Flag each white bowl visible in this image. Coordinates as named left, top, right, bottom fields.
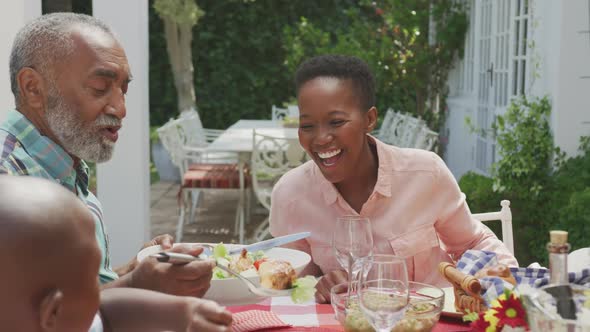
left=137, top=243, right=311, bottom=305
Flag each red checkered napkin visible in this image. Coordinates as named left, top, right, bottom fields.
left=232, top=310, right=292, bottom=332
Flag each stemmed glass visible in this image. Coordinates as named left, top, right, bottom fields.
left=358, top=254, right=409, bottom=332
left=332, top=216, right=374, bottom=296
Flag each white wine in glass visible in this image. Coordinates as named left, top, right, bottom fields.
left=358, top=254, right=409, bottom=332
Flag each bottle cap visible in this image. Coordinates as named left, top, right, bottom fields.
left=550, top=230, right=568, bottom=244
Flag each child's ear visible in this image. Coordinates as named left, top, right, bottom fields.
left=366, top=106, right=378, bottom=133
left=39, top=289, right=63, bottom=332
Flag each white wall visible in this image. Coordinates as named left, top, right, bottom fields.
left=444, top=98, right=476, bottom=179
left=0, top=1, right=41, bottom=121
left=94, top=0, right=151, bottom=267
left=550, top=0, right=590, bottom=156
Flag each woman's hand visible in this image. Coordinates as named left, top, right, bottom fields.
left=314, top=270, right=348, bottom=304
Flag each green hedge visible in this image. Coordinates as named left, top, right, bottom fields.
left=149, top=0, right=356, bottom=128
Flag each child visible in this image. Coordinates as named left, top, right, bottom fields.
left=0, top=175, right=232, bottom=331
left=269, top=54, right=518, bottom=303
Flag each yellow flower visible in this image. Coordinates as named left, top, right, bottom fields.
left=484, top=308, right=499, bottom=332
left=490, top=293, right=507, bottom=308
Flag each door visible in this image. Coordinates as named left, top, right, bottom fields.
left=474, top=0, right=514, bottom=174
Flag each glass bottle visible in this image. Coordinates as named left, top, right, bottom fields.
left=547, top=230, right=570, bottom=285
left=546, top=230, right=577, bottom=320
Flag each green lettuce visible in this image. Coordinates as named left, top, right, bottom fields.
left=290, top=275, right=318, bottom=303
left=213, top=242, right=228, bottom=260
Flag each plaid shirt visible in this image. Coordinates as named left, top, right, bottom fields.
left=0, top=110, right=118, bottom=284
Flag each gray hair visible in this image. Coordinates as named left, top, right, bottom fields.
left=9, top=13, right=113, bottom=106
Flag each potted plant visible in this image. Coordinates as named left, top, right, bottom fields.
left=150, top=126, right=180, bottom=182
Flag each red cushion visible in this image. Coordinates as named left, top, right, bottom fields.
left=182, top=163, right=250, bottom=189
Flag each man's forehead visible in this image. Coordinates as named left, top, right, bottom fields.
left=69, top=24, right=119, bottom=49
left=67, top=26, right=132, bottom=80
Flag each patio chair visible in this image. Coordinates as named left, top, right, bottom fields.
left=157, top=117, right=245, bottom=242
left=271, top=104, right=299, bottom=121
left=377, top=111, right=439, bottom=151
left=413, top=126, right=439, bottom=151
left=374, top=108, right=396, bottom=139
left=472, top=200, right=514, bottom=255
left=379, top=111, right=413, bottom=146
left=250, top=130, right=308, bottom=243
left=175, top=111, right=236, bottom=163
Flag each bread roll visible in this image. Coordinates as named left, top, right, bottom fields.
left=258, top=260, right=297, bottom=290
left=474, top=264, right=517, bottom=285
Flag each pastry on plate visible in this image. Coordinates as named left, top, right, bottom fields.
left=258, top=259, right=297, bottom=290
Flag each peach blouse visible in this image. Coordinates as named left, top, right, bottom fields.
left=269, top=136, right=518, bottom=287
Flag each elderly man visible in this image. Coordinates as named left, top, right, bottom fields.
left=0, top=13, right=213, bottom=297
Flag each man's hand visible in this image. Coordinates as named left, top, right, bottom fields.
left=129, top=245, right=215, bottom=297
left=143, top=234, right=174, bottom=250
left=183, top=298, right=232, bottom=332
left=315, top=270, right=348, bottom=304
left=115, top=234, right=176, bottom=277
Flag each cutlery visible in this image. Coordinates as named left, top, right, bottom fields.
left=227, top=231, right=311, bottom=256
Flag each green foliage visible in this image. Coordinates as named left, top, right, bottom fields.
left=282, top=0, right=468, bottom=131
left=491, top=96, right=559, bottom=196
left=149, top=0, right=355, bottom=128
left=553, top=136, right=590, bottom=252
left=458, top=172, right=503, bottom=241
left=459, top=172, right=502, bottom=214
left=460, top=96, right=590, bottom=266
left=489, top=96, right=560, bottom=264
left=150, top=126, right=161, bottom=144
left=153, top=0, right=205, bottom=26
left=148, top=0, right=467, bottom=131
left=557, top=188, right=590, bottom=252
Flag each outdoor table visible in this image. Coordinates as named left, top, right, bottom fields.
left=226, top=295, right=471, bottom=331
left=206, top=120, right=298, bottom=243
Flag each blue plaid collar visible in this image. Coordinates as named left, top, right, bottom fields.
left=1, top=110, right=89, bottom=195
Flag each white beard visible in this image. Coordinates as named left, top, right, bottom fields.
left=45, top=90, right=121, bottom=163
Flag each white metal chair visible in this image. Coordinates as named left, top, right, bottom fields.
left=374, top=108, right=396, bottom=139
left=472, top=200, right=514, bottom=255
left=378, top=110, right=439, bottom=151
left=175, top=111, right=236, bottom=164
left=250, top=130, right=308, bottom=242
left=271, top=104, right=299, bottom=121
left=157, top=116, right=244, bottom=242
left=413, top=126, right=440, bottom=151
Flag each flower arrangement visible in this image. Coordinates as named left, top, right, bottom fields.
left=463, top=289, right=530, bottom=332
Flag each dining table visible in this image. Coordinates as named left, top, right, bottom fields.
left=205, top=119, right=299, bottom=243
left=226, top=295, right=471, bottom=332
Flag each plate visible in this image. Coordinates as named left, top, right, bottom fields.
left=137, top=243, right=311, bottom=305
left=441, top=287, right=463, bottom=318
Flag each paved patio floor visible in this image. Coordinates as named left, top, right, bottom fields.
left=150, top=181, right=267, bottom=244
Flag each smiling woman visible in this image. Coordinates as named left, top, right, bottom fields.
left=269, top=54, right=518, bottom=305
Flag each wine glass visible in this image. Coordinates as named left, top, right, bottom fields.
left=358, top=254, right=409, bottom=332
left=332, top=216, right=374, bottom=295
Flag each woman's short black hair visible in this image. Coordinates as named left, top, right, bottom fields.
left=294, top=54, right=376, bottom=111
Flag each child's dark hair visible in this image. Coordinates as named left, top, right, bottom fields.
left=294, top=54, right=376, bottom=111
